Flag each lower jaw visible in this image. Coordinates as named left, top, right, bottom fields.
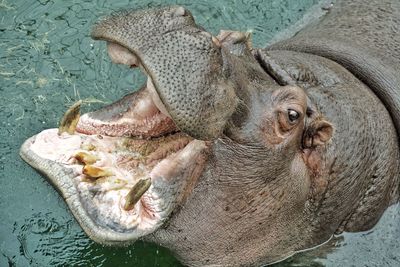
left=20, top=127, right=208, bottom=244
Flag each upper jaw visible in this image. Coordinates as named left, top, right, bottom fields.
left=91, top=6, right=239, bottom=140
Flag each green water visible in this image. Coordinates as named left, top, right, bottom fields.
left=0, top=0, right=399, bottom=266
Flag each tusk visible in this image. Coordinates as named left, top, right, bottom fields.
left=123, top=178, right=152, bottom=211
left=74, top=151, right=98, bottom=165
left=82, top=165, right=113, bottom=178
left=58, top=100, right=82, bottom=135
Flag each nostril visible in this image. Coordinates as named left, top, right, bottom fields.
left=173, top=6, right=187, bottom=17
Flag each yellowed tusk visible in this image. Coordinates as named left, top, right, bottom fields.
left=82, top=165, right=113, bottom=178
left=58, top=100, right=82, bottom=135
left=123, top=178, right=152, bottom=211
left=74, top=151, right=98, bottom=165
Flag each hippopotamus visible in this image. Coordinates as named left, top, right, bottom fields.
left=20, top=0, right=400, bottom=266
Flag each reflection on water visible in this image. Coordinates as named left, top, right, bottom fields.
left=8, top=212, right=180, bottom=266
left=0, top=0, right=399, bottom=266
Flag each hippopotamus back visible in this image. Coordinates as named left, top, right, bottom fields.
left=269, top=0, right=400, bottom=136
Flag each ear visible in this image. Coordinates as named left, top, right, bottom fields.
left=302, top=117, right=333, bottom=149
left=301, top=117, right=333, bottom=201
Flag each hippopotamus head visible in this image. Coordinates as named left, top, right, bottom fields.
left=20, top=6, right=337, bottom=266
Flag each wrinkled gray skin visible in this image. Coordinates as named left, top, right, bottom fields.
left=21, top=0, right=400, bottom=266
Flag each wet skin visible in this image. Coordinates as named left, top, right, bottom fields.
left=20, top=1, right=400, bottom=266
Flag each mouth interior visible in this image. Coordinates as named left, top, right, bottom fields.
left=23, top=42, right=207, bottom=238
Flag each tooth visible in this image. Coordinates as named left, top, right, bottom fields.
left=82, top=165, right=113, bottom=178
left=58, top=100, right=82, bottom=135
left=74, top=152, right=98, bottom=165
left=123, top=178, right=152, bottom=211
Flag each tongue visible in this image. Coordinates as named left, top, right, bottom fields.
left=76, top=86, right=177, bottom=138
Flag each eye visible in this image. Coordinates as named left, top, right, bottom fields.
left=288, top=109, right=300, bottom=123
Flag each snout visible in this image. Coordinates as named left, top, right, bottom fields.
left=91, top=6, right=238, bottom=140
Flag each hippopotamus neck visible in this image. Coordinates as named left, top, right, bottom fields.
left=146, top=138, right=317, bottom=266
left=268, top=0, right=400, bottom=140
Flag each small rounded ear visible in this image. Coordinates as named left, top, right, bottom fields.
left=302, top=117, right=333, bottom=149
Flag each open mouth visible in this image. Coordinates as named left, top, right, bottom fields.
left=20, top=41, right=209, bottom=244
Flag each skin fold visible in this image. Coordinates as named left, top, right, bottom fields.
left=20, top=1, right=399, bottom=266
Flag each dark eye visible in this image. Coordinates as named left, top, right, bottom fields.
left=288, top=109, right=300, bottom=123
